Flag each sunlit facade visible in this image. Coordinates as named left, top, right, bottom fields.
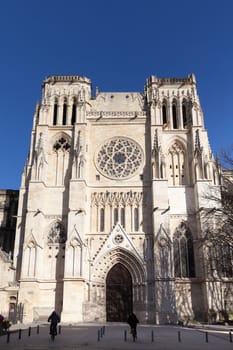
left=1, top=74, right=232, bottom=324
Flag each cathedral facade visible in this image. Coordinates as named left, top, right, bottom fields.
left=1, top=74, right=232, bottom=324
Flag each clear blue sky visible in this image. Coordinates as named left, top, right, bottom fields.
left=0, top=0, right=232, bottom=189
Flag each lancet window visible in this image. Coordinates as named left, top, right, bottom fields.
left=100, top=208, right=105, bottom=232
left=120, top=208, right=125, bottom=228
left=173, top=225, right=195, bottom=278
left=134, top=207, right=139, bottom=231
left=71, top=98, right=77, bottom=125
left=53, top=99, right=58, bottom=125
left=51, top=96, right=78, bottom=126
left=182, top=99, right=187, bottom=128
left=172, top=99, right=178, bottom=129
left=52, top=135, right=71, bottom=185
left=114, top=208, right=119, bottom=225
left=208, top=241, right=233, bottom=278
left=168, top=142, right=186, bottom=186
left=62, top=98, right=67, bottom=125
left=162, top=99, right=168, bottom=125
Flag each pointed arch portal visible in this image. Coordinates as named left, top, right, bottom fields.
left=106, top=263, right=132, bottom=322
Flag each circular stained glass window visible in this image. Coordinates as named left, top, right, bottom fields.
left=95, top=137, right=143, bottom=179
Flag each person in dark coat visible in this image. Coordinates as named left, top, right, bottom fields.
left=127, top=312, right=139, bottom=335
left=0, top=314, right=4, bottom=335
left=48, top=310, right=60, bottom=335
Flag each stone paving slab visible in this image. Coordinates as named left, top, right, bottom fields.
left=0, top=323, right=233, bottom=350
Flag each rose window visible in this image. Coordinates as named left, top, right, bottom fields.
left=114, top=234, right=124, bottom=244
left=95, top=137, right=143, bottom=179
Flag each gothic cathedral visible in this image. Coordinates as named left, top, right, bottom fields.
left=1, top=74, right=231, bottom=324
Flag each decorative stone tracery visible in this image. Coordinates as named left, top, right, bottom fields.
left=51, top=134, right=71, bottom=186
left=53, top=137, right=71, bottom=152
left=173, top=223, right=195, bottom=278
left=95, top=137, right=143, bottom=179
left=167, top=141, right=186, bottom=186
left=48, top=221, right=66, bottom=244
left=91, top=191, right=143, bottom=232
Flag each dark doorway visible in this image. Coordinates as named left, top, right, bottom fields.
left=8, top=302, right=16, bottom=323
left=106, top=263, right=132, bottom=322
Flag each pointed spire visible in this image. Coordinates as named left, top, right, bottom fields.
left=153, top=129, right=159, bottom=154
left=195, top=129, right=202, bottom=154
left=75, top=130, right=82, bottom=156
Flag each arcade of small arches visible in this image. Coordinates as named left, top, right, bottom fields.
left=91, top=191, right=142, bottom=233
left=49, top=91, right=193, bottom=129
left=53, top=97, right=78, bottom=126
left=161, top=97, right=192, bottom=130
left=97, top=207, right=140, bottom=233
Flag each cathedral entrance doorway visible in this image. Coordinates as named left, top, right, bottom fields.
left=106, top=263, right=132, bottom=322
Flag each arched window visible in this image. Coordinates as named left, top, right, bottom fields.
left=209, top=241, right=233, bottom=278
left=52, top=135, right=71, bottom=186
left=182, top=100, right=187, bottom=128
left=100, top=208, right=105, bottom=232
left=134, top=207, right=139, bottom=231
left=62, top=99, right=67, bottom=125
left=162, top=100, right=167, bottom=125
left=168, top=142, right=186, bottom=186
left=114, top=208, right=118, bottom=225
left=219, top=243, right=233, bottom=277
left=120, top=208, right=125, bottom=228
left=173, top=225, right=195, bottom=278
left=53, top=100, right=58, bottom=125
left=172, top=100, right=178, bottom=129
left=71, top=99, right=77, bottom=125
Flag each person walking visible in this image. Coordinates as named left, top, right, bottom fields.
left=48, top=310, right=60, bottom=339
left=127, top=312, right=139, bottom=340
left=0, top=314, right=4, bottom=335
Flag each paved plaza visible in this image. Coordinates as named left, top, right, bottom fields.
left=0, top=323, right=233, bottom=350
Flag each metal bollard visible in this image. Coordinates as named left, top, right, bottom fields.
left=102, top=325, right=105, bottom=335
left=178, top=330, right=181, bottom=342
left=124, top=329, right=127, bottom=341
left=7, top=332, right=10, bottom=343
left=28, top=326, right=31, bottom=336
left=97, top=329, right=100, bottom=341
left=18, top=329, right=22, bottom=339
left=151, top=330, right=154, bottom=342
left=229, top=331, right=232, bottom=343
left=37, top=325, right=39, bottom=334
left=205, top=331, right=208, bottom=343
left=100, top=327, right=103, bottom=337
left=58, top=325, right=61, bottom=334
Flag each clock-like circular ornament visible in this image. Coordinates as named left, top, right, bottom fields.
left=95, top=137, right=143, bottom=179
